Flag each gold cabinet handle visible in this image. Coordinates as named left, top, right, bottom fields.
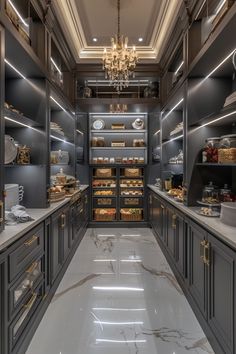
left=161, top=204, right=165, bottom=209
left=24, top=293, right=37, bottom=309
left=0, top=200, right=3, bottom=223
left=172, top=214, right=177, bottom=229
left=61, top=213, right=66, bottom=229
left=26, top=261, right=39, bottom=274
left=200, top=240, right=210, bottom=265
left=149, top=195, right=152, bottom=204
left=204, top=241, right=210, bottom=266
left=79, top=208, right=84, bottom=214
left=24, top=235, right=38, bottom=247
left=200, top=240, right=207, bottom=263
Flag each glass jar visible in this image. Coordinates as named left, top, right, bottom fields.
left=202, top=137, right=220, bottom=163
left=220, top=184, right=233, bottom=202
left=218, top=134, right=236, bottom=163
left=202, top=181, right=220, bottom=204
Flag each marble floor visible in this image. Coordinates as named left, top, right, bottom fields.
left=26, top=228, right=214, bottom=354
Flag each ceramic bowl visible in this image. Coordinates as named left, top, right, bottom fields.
left=220, top=202, right=236, bottom=227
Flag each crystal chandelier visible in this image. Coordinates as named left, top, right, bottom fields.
left=103, top=0, right=138, bottom=92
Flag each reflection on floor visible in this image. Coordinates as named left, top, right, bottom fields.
left=26, top=228, right=214, bottom=354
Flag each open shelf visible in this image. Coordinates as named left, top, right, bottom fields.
left=189, top=103, right=236, bottom=128
left=196, top=163, right=236, bottom=167
left=91, top=130, right=147, bottom=133
left=91, top=147, right=146, bottom=150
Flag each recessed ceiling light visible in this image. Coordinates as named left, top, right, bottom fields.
left=93, top=38, right=98, bottom=42
left=138, top=37, right=143, bottom=42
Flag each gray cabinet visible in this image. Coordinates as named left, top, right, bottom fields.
left=50, top=208, right=64, bottom=283
left=188, top=221, right=208, bottom=319
left=207, top=233, right=236, bottom=354
left=152, top=193, right=166, bottom=242
left=0, top=256, right=7, bottom=354
left=148, top=189, right=236, bottom=354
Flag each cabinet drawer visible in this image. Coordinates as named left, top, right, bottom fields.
left=120, top=197, right=143, bottom=208
left=93, top=197, right=116, bottom=208
left=9, top=223, right=44, bottom=283
left=9, top=282, right=44, bottom=352
left=8, top=256, right=43, bottom=321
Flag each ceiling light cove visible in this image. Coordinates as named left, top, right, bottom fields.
left=52, top=0, right=182, bottom=62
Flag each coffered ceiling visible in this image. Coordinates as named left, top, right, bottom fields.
left=52, top=0, right=183, bottom=63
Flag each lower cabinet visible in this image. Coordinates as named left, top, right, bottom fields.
left=50, top=205, right=70, bottom=284
left=148, top=189, right=236, bottom=354
left=0, top=189, right=89, bottom=354
left=0, top=256, right=7, bottom=354
left=207, top=233, right=236, bottom=354
left=188, top=221, right=208, bottom=319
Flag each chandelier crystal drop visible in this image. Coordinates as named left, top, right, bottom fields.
left=102, top=0, right=138, bottom=92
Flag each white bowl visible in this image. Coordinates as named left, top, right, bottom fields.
left=220, top=202, right=236, bottom=227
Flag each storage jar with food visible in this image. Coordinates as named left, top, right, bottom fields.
left=202, top=137, right=220, bottom=163
left=218, top=134, right=236, bottom=163
left=202, top=181, right=220, bottom=204
left=219, top=184, right=233, bottom=202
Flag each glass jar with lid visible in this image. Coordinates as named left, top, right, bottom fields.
left=202, top=137, right=220, bottom=163
left=202, top=181, right=220, bottom=204
left=218, top=134, right=236, bottom=163
left=219, top=184, right=233, bottom=202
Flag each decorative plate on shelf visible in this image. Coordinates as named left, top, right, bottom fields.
left=5, top=135, right=17, bottom=164
left=92, top=119, right=105, bottom=130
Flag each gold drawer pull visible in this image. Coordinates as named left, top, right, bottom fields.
left=24, top=235, right=38, bottom=247
left=24, top=293, right=37, bottom=309
left=172, top=214, right=177, bottom=229
left=200, top=240, right=206, bottom=262
left=204, top=241, right=210, bottom=266
left=0, top=200, right=3, bottom=223
left=61, top=214, right=66, bottom=229
left=26, top=262, right=39, bottom=274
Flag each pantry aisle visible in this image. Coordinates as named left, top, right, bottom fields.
left=26, top=228, right=214, bottom=354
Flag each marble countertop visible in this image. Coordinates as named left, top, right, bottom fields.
left=0, top=185, right=89, bottom=252
left=148, top=185, right=236, bottom=250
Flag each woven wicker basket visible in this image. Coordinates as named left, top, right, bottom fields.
left=96, top=168, right=112, bottom=177
left=124, top=168, right=141, bottom=177
left=120, top=209, right=143, bottom=221
left=94, top=209, right=116, bottom=221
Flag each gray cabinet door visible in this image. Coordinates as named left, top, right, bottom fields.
left=0, top=256, right=7, bottom=354
left=62, top=206, right=70, bottom=261
left=207, top=233, right=235, bottom=354
left=50, top=209, right=63, bottom=283
left=166, top=206, right=176, bottom=259
left=152, top=194, right=166, bottom=241
left=148, top=192, right=153, bottom=224
left=175, top=213, right=186, bottom=280
left=188, top=221, right=208, bottom=319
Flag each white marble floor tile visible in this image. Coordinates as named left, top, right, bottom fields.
left=26, top=228, right=214, bottom=354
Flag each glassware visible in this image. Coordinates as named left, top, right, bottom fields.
left=202, top=181, right=220, bottom=204
left=220, top=184, right=233, bottom=202
left=202, top=137, right=220, bottom=163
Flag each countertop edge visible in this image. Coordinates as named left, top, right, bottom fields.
left=148, top=185, right=236, bottom=251
left=0, top=185, right=89, bottom=252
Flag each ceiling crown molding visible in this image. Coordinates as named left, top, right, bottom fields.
left=52, top=0, right=182, bottom=63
